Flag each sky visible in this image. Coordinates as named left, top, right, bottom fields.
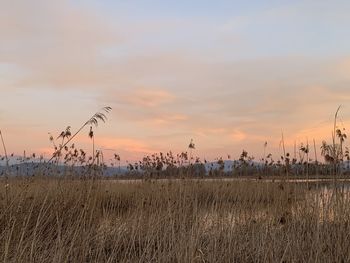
left=1, top=0, right=350, bottom=163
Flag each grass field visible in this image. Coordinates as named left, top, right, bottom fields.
left=1, top=177, right=350, bottom=262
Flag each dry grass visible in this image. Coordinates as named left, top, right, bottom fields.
left=0, top=177, right=350, bottom=262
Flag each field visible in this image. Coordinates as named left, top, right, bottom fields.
left=1, top=177, right=350, bottom=262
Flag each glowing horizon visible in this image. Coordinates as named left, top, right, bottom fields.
left=1, top=1, right=350, bottom=164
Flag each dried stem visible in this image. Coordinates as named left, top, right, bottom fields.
left=48, top=107, right=111, bottom=164
left=332, top=105, right=341, bottom=189
left=0, top=130, right=9, bottom=170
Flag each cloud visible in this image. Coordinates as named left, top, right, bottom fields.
left=2, top=1, right=350, bottom=161
left=229, top=130, right=247, bottom=142
left=97, top=137, right=158, bottom=154
left=94, top=54, right=350, bottom=158
left=101, top=88, right=189, bottom=128
left=0, top=0, right=121, bottom=89
left=116, top=89, right=176, bottom=108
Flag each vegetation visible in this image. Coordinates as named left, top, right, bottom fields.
left=1, top=106, right=350, bottom=261
left=0, top=178, right=349, bottom=262
left=0, top=106, right=349, bottom=180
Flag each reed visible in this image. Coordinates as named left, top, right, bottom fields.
left=0, top=177, right=349, bottom=262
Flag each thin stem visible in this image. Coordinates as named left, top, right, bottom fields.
left=92, top=136, right=95, bottom=165
left=48, top=107, right=111, bottom=164
left=313, top=138, right=318, bottom=190
left=333, top=105, right=341, bottom=190
left=306, top=138, right=309, bottom=189
left=281, top=131, right=288, bottom=179
left=0, top=130, right=9, bottom=169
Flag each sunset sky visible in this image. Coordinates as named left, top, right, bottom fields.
left=1, top=0, right=350, bottom=163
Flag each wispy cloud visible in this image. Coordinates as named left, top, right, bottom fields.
left=112, top=89, right=176, bottom=108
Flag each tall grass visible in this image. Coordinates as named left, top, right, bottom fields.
left=1, top=177, right=350, bottom=262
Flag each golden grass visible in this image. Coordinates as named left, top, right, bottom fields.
left=0, top=177, right=350, bottom=262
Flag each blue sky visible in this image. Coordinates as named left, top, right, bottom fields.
left=90, top=0, right=350, bottom=57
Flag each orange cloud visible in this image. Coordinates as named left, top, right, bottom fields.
left=96, top=137, right=159, bottom=154
left=229, top=130, right=247, bottom=142
left=120, top=89, right=176, bottom=108
left=152, top=114, right=188, bottom=125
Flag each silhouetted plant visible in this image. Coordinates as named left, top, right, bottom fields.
left=336, top=128, right=347, bottom=161
left=114, top=154, right=121, bottom=173
left=89, top=126, right=95, bottom=164
left=345, top=147, right=350, bottom=170
left=48, top=107, right=112, bottom=164
left=332, top=105, right=341, bottom=177
left=188, top=139, right=195, bottom=165
left=0, top=130, right=9, bottom=172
